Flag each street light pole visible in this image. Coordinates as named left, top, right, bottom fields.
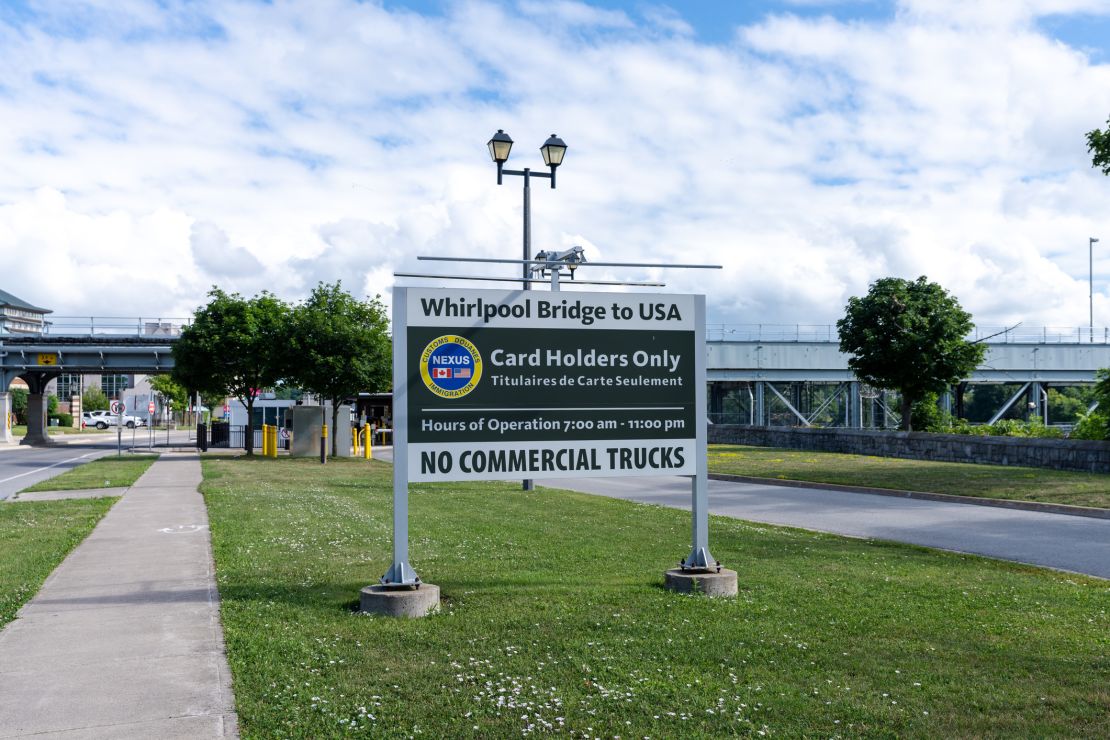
left=487, top=129, right=568, bottom=291
left=523, top=168, right=531, bottom=291
left=488, top=130, right=568, bottom=490
left=1092, top=237, right=1100, bottom=343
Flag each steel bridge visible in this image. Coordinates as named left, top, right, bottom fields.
left=6, top=318, right=1110, bottom=443
left=1, top=319, right=183, bottom=444
left=707, top=324, right=1110, bottom=429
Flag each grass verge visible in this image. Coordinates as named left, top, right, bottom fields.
left=709, top=444, right=1110, bottom=509
left=20, top=455, right=158, bottom=493
left=202, top=457, right=1109, bottom=738
left=9, top=425, right=112, bottom=436
left=0, top=498, right=117, bottom=628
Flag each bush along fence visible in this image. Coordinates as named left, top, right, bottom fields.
left=709, top=425, right=1110, bottom=474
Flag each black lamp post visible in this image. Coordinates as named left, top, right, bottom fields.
left=488, top=130, right=567, bottom=491
left=487, top=130, right=568, bottom=290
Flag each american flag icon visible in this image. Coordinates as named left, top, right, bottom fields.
left=433, top=367, right=452, bottom=379
left=454, top=367, right=471, bottom=379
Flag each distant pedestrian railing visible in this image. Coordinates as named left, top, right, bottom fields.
left=39, top=316, right=191, bottom=337
left=707, top=324, right=1110, bottom=345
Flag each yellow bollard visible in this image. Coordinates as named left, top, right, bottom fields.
left=364, top=423, right=372, bottom=460
left=271, top=426, right=278, bottom=458
left=261, top=424, right=268, bottom=456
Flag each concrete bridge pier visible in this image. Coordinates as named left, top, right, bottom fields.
left=1, top=369, right=17, bottom=444
left=0, top=391, right=13, bottom=444
left=19, top=372, right=56, bottom=446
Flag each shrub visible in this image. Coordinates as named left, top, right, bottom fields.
left=50, top=412, right=73, bottom=428
left=910, top=393, right=953, bottom=432
left=1070, top=410, right=1110, bottom=440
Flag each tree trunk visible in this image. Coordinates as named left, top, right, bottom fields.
left=245, top=397, right=255, bottom=455
left=900, top=393, right=913, bottom=432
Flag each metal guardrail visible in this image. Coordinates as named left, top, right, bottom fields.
left=37, top=317, right=191, bottom=337
left=6, top=317, right=1108, bottom=345
left=707, top=324, right=1110, bottom=344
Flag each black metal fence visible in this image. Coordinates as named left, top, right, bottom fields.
left=196, top=423, right=288, bottom=451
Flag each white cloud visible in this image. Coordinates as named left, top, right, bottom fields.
left=1, top=0, right=1109, bottom=332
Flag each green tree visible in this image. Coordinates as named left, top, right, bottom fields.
left=287, top=282, right=391, bottom=458
left=1073, top=368, right=1110, bottom=440
left=1087, top=117, right=1110, bottom=175
left=11, top=388, right=28, bottom=424
left=81, top=386, right=109, bottom=412
left=837, top=276, right=986, bottom=431
left=150, top=374, right=188, bottom=424
left=172, top=289, right=291, bottom=455
left=149, top=375, right=188, bottom=407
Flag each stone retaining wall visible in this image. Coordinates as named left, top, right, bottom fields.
left=708, top=425, right=1110, bottom=473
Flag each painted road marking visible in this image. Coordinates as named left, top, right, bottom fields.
left=0, top=452, right=101, bottom=485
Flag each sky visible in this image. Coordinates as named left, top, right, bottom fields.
left=2, top=0, right=1110, bottom=332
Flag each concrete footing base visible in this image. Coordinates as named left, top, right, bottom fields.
left=663, top=568, right=738, bottom=597
left=359, top=583, right=440, bottom=618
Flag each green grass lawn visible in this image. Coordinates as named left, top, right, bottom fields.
left=709, top=444, right=1110, bottom=509
left=201, top=457, right=1109, bottom=738
left=9, top=425, right=112, bottom=436
left=0, top=498, right=117, bottom=628
left=20, top=455, right=158, bottom=493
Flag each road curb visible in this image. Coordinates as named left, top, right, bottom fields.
left=708, top=473, right=1110, bottom=520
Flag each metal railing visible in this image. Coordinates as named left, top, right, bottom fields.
left=707, top=324, right=1110, bottom=344
left=39, top=317, right=191, bottom=337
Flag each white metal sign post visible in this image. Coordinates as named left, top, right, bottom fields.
left=111, top=400, right=124, bottom=457
left=381, top=287, right=722, bottom=590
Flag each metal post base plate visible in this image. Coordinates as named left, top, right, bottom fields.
left=380, top=560, right=421, bottom=587
left=681, top=546, right=718, bottom=572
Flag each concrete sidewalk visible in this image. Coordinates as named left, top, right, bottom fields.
left=0, top=453, right=238, bottom=738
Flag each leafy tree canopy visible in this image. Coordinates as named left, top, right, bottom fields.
left=1088, top=117, right=1110, bottom=175
left=11, top=388, right=28, bottom=421
left=288, top=281, right=391, bottom=455
left=81, top=386, right=109, bottom=412
left=837, top=276, right=985, bottom=431
left=172, top=288, right=291, bottom=453
left=149, top=374, right=188, bottom=409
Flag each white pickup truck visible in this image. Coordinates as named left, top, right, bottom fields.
left=82, top=410, right=145, bottom=429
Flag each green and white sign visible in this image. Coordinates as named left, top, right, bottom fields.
left=396, top=287, right=703, bottom=482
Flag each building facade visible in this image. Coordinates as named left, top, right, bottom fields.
left=0, top=289, right=51, bottom=335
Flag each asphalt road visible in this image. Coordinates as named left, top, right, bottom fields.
left=534, top=474, right=1110, bottom=580
left=0, top=430, right=193, bottom=500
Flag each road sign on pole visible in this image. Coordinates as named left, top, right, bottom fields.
left=111, top=400, right=124, bottom=456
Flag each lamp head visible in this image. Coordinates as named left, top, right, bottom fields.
left=540, top=134, right=567, bottom=167
left=487, top=129, right=513, bottom=163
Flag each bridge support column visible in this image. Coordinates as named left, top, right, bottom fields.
left=19, top=372, right=56, bottom=446
left=0, top=391, right=13, bottom=444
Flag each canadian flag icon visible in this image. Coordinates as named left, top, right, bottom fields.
left=432, top=367, right=452, bottom=379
